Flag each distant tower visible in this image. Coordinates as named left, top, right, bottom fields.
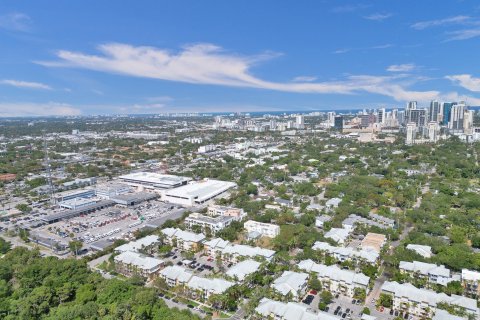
left=42, top=131, right=55, bottom=204
left=427, top=121, right=439, bottom=142
left=406, top=123, right=416, bottom=145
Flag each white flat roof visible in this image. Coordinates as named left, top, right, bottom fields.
left=119, top=172, right=191, bottom=187
left=165, top=179, right=236, bottom=202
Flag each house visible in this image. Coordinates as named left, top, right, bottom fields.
left=324, top=228, right=351, bottom=245
left=381, top=281, right=479, bottom=319
left=226, top=260, right=261, bottom=282
left=368, top=213, right=395, bottom=228
left=186, top=276, right=234, bottom=299
left=114, top=251, right=164, bottom=280
left=406, top=244, right=433, bottom=258
left=312, top=241, right=379, bottom=264
left=159, top=265, right=194, bottom=287
left=461, top=269, right=480, bottom=297
left=271, top=271, right=309, bottom=299
left=244, top=220, right=280, bottom=238
left=184, top=212, right=235, bottom=235
left=255, top=298, right=341, bottom=320
left=399, top=261, right=453, bottom=286
left=115, top=235, right=160, bottom=254
left=298, top=260, right=370, bottom=298
left=274, top=198, right=293, bottom=208
left=325, top=198, right=342, bottom=211
left=160, top=228, right=206, bottom=252
left=315, top=215, right=332, bottom=228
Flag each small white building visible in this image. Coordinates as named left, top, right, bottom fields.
left=406, top=244, right=433, bottom=258
left=226, top=260, right=261, bottom=282
left=315, top=215, right=332, bottom=228
left=184, top=212, right=235, bottom=235
left=271, top=271, right=309, bottom=299
left=324, top=227, right=351, bottom=245
left=244, top=220, right=280, bottom=238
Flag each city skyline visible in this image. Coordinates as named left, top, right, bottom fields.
left=1, top=1, right=480, bottom=116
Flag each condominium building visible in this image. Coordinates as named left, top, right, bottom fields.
left=255, top=298, right=341, bottom=320
left=299, top=259, right=370, bottom=298
left=159, top=265, right=194, bottom=287
left=115, top=235, right=160, bottom=254
left=312, top=241, right=379, bottom=264
left=207, top=205, right=246, bottom=220
left=114, top=251, right=164, bottom=280
left=184, top=212, right=235, bottom=235
left=399, top=261, right=453, bottom=286
left=225, top=260, right=261, bottom=282
left=244, top=220, right=280, bottom=238
left=160, top=228, right=206, bottom=252
left=461, top=269, right=480, bottom=297
left=381, top=281, right=479, bottom=319
left=406, top=244, right=433, bottom=258
left=271, top=271, right=309, bottom=299
left=204, top=237, right=275, bottom=263
left=324, top=227, right=351, bottom=245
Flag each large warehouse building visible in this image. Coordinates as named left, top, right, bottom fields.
left=119, top=172, right=191, bottom=190
left=163, top=179, right=237, bottom=206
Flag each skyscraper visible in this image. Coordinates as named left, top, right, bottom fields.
left=406, top=123, right=416, bottom=145
left=448, top=103, right=465, bottom=131
left=334, top=116, right=343, bottom=131
left=427, top=121, right=440, bottom=142
left=429, top=100, right=441, bottom=122
left=377, top=108, right=386, bottom=124
left=295, top=115, right=305, bottom=129
left=442, top=102, right=456, bottom=126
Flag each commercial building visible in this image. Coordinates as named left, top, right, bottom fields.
left=96, top=182, right=132, bottom=199
left=244, top=220, right=280, bottom=238
left=41, top=200, right=115, bottom=223
left=298, top=260, right=370, bottom=298
left=255, top=298, right=341, bottom=320
left=114, top=251, right=164, bottom=280
left=111, top=191, right=159, bottom=206
left=381, top=281, right=479, bottom=319
left=58, top=197, right=97, bottom=210
left=204, top=238, right=275, bottom=263
left=119, top=172, right=191, bottom=190
left=399, top=261, right=453, bottom=286
left=53, top=188, right=96, bottom=203
left=163, top=179, right=237, bottom=206
left=160, top=228, right=206, bottom=252
left=184, top=212, right=235, bottom=235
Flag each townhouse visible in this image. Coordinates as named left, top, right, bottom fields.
left=298, top=259, right=370, bottom=298
left=324, top=227, right=351, bottom=245
left=160, top=227, right=206, bottom=252
left=381, top=281, right=479, bottom=319
left=115, top=235, right=160, bottom=254
left=159, top=265, right=194, bottom=287
left=225, top=260, right=261, bottom=282
left=114, top=251, right=164, bottom=280
left=406, top=244, right=433, bottom=258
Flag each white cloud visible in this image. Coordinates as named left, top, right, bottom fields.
left=0, top=79, right=52, bottom=90
left=292, top=76, right=317, bottom=82
left=411, top=15, right=471, bottom=30
left=364, top=13, right=392, bottom=21
left=387, top=63, right=416, bottom=72
left=0, top=102, right=81, bottom=117
left=0, top=12, right=32, bottom=32
left=446, top=28, right=480, bottom=41
left=37, top=42, right=461, bottom=103
left=446, top=74, right=480, bottom=92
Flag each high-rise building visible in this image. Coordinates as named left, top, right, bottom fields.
left=429, top=100, right=441, bottom=122
left=377, top=108, right=386, bottom=124
left=327, top=112, right=336, bottom=126
left=407, top=109, right=427, bottom=128
left=406, top=123, right=416, bottom=145
left=334, top=116, right=343, bottom=131
left=464, top=110, right=474, bottom=135
left=427, top=121, right=440, bottom=142
left=442, top=102, right=456, bottom=126
left=448, top=103, right=465, bottom=131
left=407, top=101, right=417, bottom=111
left=295, top=115, right=305, bottom=129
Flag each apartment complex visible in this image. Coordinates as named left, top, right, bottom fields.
left=160, top=228, right=206, bottom=252
left=207, top=205, right=246, bottom=220
left=243, top=220, right=280, bottom=238
left=399, top=261, right=453, bottom=286
left=312, top=241, right=379, bottom=264
left=204, top=237, right=275, bottom=263
left=114, top=251, right=164, bottom=280
left=271, top=271, right=309, bottom=299
left=184, top=212, right=235, bottom=235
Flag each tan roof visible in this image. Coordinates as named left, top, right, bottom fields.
left=361, top=232, right=386, bottom=252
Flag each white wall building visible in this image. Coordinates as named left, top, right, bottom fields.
left=244, top=220, right=280, bottom=238
left=163, top=179, right=237, bottom=206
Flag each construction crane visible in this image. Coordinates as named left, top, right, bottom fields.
left=42, top=130, right=55, bottom=204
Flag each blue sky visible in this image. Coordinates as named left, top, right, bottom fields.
left=1, top=0, right=480, bottom=116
